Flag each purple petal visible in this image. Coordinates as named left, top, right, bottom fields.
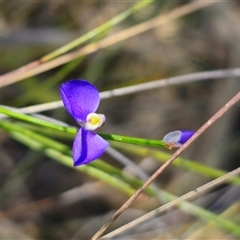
left=72, top=128, right=109, bottom=166
left=163, top=130, right=195, bottom=148
left=60, top=80, right=100, bottom=122
left=178, top=130, right=195, bottom=144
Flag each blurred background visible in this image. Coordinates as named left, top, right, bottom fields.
left=0, top=1, right=240, bottom=239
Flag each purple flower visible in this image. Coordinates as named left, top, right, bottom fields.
left=163, top=130, right=195, bottom=148
left=60, top=80, right=109, bottom=166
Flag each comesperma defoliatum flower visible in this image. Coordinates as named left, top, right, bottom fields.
left=60, top=79, right=109, bottom=166
left=163, top=130, right=195, bottom=148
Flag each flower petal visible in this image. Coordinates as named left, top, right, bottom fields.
left=163, top=130, right=195, bottom=148
left=60, top=80, right=100, bottom=122
left=72, top=128, right=109, bottom=166
left=178, top=130, right=195, bottom=144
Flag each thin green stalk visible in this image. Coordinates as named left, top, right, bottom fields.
left=0, top=106, right=78, bottom=134
left=175, top=194, right=240, bottom=237
left=2, top=120, right=240, bottom=236
left=99, top=133, right=168, bottom=148
left=0, top=122, right=134, bottom=197
left=44, top=148, right=136, bottom=197
left=19, top=57, right=84, bottom=105
left=42, top=0, right=154, bottom=62
left=155, top=191, right=240, bottom=238
left=0, top=106, right=169, bottom=148
left=0, top=119, right=155, bottom=196
left=112, top=142, right=240, bottom=186
left=107, top=190, right=240, bottom=238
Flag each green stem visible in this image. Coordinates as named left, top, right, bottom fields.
left=0, top=106, right=169, bottom=148
left=0, top=119, right=155, bottom=196
left=99, top=133, right=168, bottom=148
left=1, top=120, right=240, bottom=236
left=0, top=120, right=134, bottom=196
left=112, top=142, right=240, bottom=186
left=41, top=0, right=153, bottom=62
left=0, top=106, right=77, bottom=133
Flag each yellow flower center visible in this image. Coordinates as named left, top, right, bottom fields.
left=83, top=113, right=106, bottom=131
left=89, top=115, right=100, bottom=125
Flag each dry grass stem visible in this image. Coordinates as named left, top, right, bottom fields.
left=91, top=91, right=240, bottom=240
left=6, top=68, right=240, bottom=115
left=102, top=167, right=240, bottom=238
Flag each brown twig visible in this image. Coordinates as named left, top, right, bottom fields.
left=0, top=0, right=215, bottom=88
left=102, top=166, right=240, bottom=239
left=91, top=91, right=240, bottom=240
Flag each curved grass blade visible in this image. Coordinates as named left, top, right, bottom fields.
left=0, top=0, right=154, bottom=84
left=42, top=0, right=154, bottom=62
left=2, top=119, right=240, bottom=237
left=112, top=142, right=240, bottom=186
left=0, top=119, right=155, bottom=197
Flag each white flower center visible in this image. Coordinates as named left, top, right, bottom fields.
left=82, top=113, right=106, bottom=131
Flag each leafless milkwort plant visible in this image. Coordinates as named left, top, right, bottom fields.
left=91, top=91, right=240, bottom=240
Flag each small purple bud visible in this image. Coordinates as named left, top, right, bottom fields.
left=163, top=130, right=195, bottom=148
